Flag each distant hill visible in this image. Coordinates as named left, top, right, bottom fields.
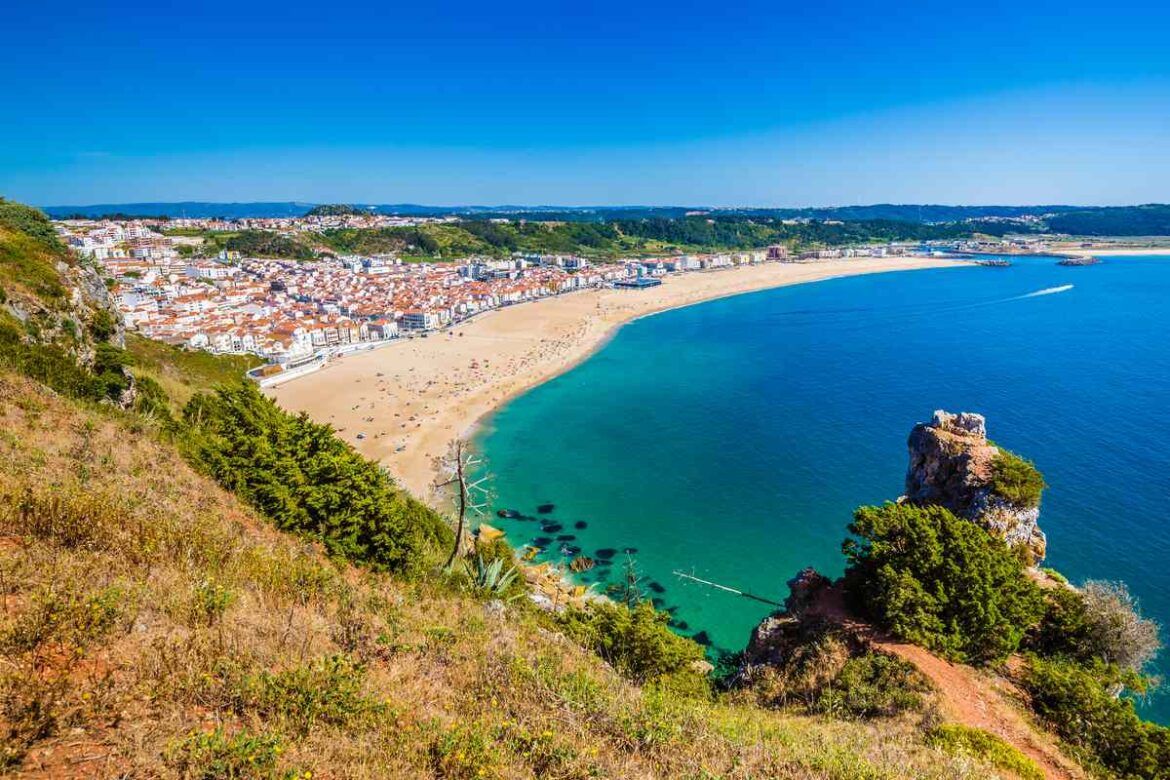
left=43, top=201, right=318, bottom=219
left=1044, top=204, right=1170, bottom=236
left=40, top=201, right=1170, bottom=235
left=304, top=203, right=372, bottom=217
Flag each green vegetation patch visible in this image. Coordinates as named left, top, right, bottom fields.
left=814, top=653, right=931, bottom=718
left=0, top=199, right=63, bottom=249
left=557, top=600, right=708, bottom=685
left=990, top=449, right=1046, bottom=508
left=224, top=229, right=316, bottom=260
left=167, top=727, right=297, bottom=779
left=0, top=225, right=68, bottom=302
left=1022, top=656, right=1170, bottom=779
left=182, top=383, right=451, bottom=574
left=925, top=724, right=1043, bottom=780
left=234, top=655, right=384, bottom=735
left=305, top=203, right=369, bottom=217
left=842, top=502, right=1045, bottom=663
left=125, top=333, right=260, bottom=407
left=1026, top=581, right=1161, bottom=672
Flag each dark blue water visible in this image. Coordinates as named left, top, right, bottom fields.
left=479, top=256, right=1170, bottom=722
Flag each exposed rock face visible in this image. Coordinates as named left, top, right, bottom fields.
left=905, top=410, right=1046, bottom=563
left=735, top=569, right=870, bottom=694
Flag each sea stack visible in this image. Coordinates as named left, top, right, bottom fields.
left=905, top=410, right=1047, bottom=563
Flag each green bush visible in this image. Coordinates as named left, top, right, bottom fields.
left=925, top=724, right=1043, bottom=780
left=814, top=653, right=931, bottom=718
left=557, top=600, right=708, bottom=684
left=235, top=655, right=382, bottom=735
left=842, top=503, right=1045, bottom=663
left=0, top=200, right=62, bottom=248
left=190, top=577, right=236, bottom=626
left=1027, top=581, right=1162, bottom=672
left=0, top=311, right=134, bottom=406
left=182, top=384, right=451, bottom=574
left=1022, top=656, right=1170, bottom=779
left=990, top=449, right=1046, bottom=508
left=167, top=727, right=293, bottom=779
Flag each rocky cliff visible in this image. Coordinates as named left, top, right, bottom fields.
left=905, top=410, right=1046, bottom=563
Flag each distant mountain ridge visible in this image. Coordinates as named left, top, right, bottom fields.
left=39, top=201, right=1170, bottom=235
left=44, top=201, right=1084, bottom=220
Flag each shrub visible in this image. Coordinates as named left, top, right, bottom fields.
left=183, top=384, right=451, bottom=574
left=235, top=655, right=382, bottom=735
left=925, top=724, right=1043, bottom=780
left=1022, top=656, right=1170, bottom=779
left=0, top=315, right=103, bottom=402
left=1, top=583, right=128, bottom=654
left=990, top=449, right=1046, bottom=508
left=814, top=653, right=931, bottom=718
left=1041, top=567, right=1068, bottom=585
left=1027, top=581, right=1162, bottom=672
left=0, top=200, right=63, bottom=248
left=1080, top=581, right=1162, bottom=672
left=429, top=721, right=502, bottom=780
left=167, top=727, right=292, bottom=779
left=0, top=670, right=66, bottom=770
left=842, top=502, right=1045, bottom=663
left=0, top=312, right=133, bottom=405
left=190, top=577, right=237, bottom=626
left=463, top=554, right=521, bottom=601
left=557, top=600, right=708, bottom=684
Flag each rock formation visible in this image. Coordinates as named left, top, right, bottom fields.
left=905, top=410, right=1046, bottom=563
left=736, top=568, right=861, bottom=685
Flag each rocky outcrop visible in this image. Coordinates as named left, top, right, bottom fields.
left=734, top=568, right=874, bottom=700
left=905, top=410, right=1046, bottom=563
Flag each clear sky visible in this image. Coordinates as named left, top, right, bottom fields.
left=3, top=0, right=1169, bottom=206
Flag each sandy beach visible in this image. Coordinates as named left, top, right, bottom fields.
left=1062, top=247, right=1170, bottom=257
left=267, top=257, right=962, bottom=501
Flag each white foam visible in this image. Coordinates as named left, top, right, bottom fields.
left=1021, top=284, right=1074, bottom=298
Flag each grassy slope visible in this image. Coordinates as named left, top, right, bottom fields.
left=124, top=333, right=262, bottom=408
left=0, top=371, right=1002, bottom=780
left=0, top=199, right=1051, bottom=779
left=0, top=226, right=69, bottom=304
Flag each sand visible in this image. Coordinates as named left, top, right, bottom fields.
left=267, top=257, right=962, bottom=502
left=1061, top=247, right=1170, bottom=257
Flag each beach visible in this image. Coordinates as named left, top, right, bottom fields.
left=266, top=256, right=961, bottom=501
left=1060, top=247, right=1170, bottom=257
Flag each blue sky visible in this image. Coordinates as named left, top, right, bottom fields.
left=3, top=0, right=1169, bottom=206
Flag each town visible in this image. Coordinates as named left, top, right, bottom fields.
left=53, top=215, right=1045, bottom=376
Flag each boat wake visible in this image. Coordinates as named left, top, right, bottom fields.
left=1020, top=284, right=1074, bottom=298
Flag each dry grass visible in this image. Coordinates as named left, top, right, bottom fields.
left=0, top=371, right=1005, bottom=779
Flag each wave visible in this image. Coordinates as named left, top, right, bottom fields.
left=1020, top=284, right=1074, bottom=298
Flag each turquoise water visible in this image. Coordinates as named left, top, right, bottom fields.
left=478, top=256, right=1170, bottom=722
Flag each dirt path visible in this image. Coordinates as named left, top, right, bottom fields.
left=811, top=587, right=1082, bottom=780
left=878, top=639, right=1081, bottom=780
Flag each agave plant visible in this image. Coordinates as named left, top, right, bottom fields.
left=464, top=554, right=521, bottom=600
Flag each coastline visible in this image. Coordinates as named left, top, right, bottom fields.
left=266, top=257, right=966, bottom=502
left=1061, top=247, right=1170, bottom=257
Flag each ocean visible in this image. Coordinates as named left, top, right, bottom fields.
left=477, top=254, right=1170, bottom=723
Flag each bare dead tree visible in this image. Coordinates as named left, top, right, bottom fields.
left=434, top=439, right=490, bottom=569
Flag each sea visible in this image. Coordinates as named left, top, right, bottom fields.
left=476, top=254, right=1170, bottom=723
